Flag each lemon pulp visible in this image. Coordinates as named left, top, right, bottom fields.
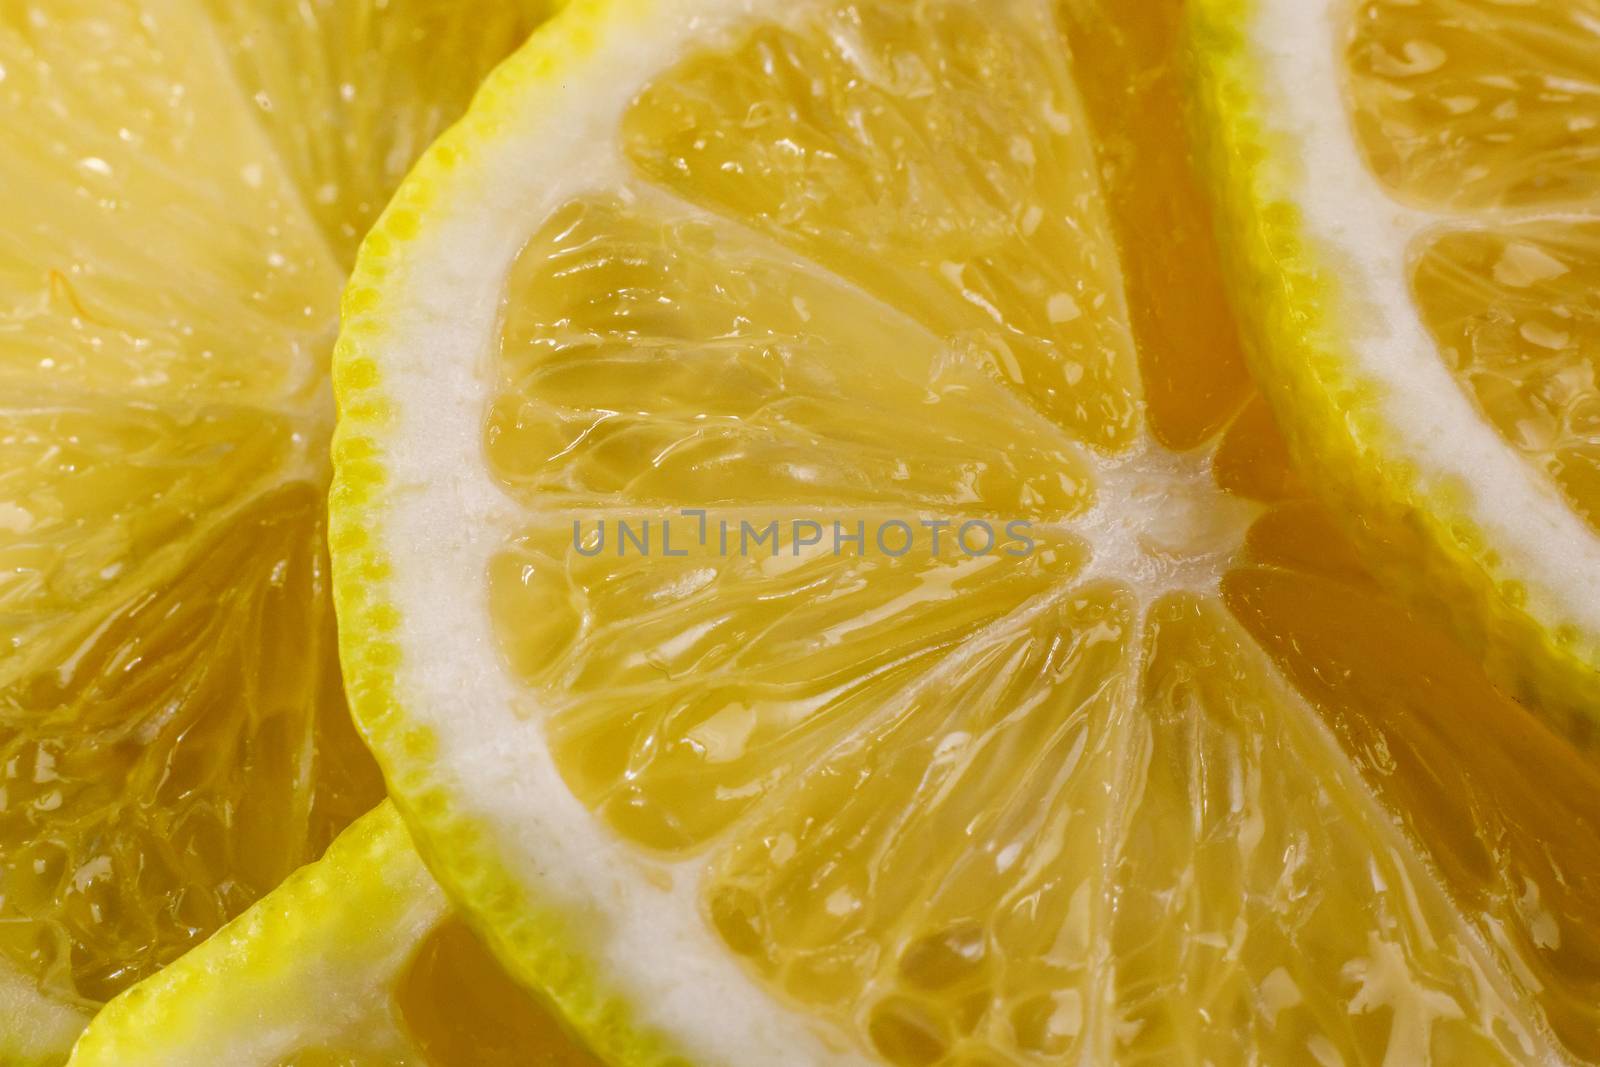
left=433, top=0, right=1600, bottom=1062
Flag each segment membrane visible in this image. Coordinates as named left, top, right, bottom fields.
left=1211, top=396, right=1300, bottom=504
left=1413, top=221, right=1600, bottom=533
left=1347, top=0, right=1600, bottom=211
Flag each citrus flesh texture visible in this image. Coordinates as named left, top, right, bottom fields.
left=67, top=802, right=604, bottom=1067
left=336, top=0, right=1600, bottom=1064
left=0, top=1, right=547, bottom=1059
left=1192, top=0, right=1600, bottom=732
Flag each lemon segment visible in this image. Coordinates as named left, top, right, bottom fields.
left=618, top=2, right=1139, bottom=452
left=1346, top=0, right=1600, bottom=213
left=67, top=803, right=604, bottom=1067
left=0, top=0, right=342, bottom=403
left=0, top=0, right=550, bottom=1056
left=334, top=0, right=1600, bottom=1062
left=492, top=195, right=1095, bottom=516
left=1413, top=222, right=1600, bottom=534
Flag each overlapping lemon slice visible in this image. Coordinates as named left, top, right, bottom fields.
left=1192, top=0, right=1600, bottom=733
left=333, top=0, right=1600, bottom=1063
left=0, top=2, right=546, bottom=1060
left=69, top=803, right=603, bottom=1067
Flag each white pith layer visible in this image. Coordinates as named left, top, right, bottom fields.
left=1244, top=0, right=1600, bottom=638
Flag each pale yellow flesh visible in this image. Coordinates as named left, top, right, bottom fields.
left=0, top=0, right=546, bottom=1058
left=334, top=0, right=1600, bottom=1064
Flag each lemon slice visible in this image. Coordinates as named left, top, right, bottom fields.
left=334, top=0, right=1600, bottom=1062
left=0, top=1, right=546, bottom=1058
left=1191, top=0, right=1600, bottom=733
left=67, top=803, right=603, bottom=1067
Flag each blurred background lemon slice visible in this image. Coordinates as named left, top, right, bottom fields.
left=0, top=2, right=547, bottom=1060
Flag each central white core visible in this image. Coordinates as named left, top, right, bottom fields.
left=1074, top=441, right=1261, bottom=596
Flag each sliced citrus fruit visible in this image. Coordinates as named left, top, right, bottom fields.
left=1191, top=0, right=1600, bottom=734
left=67, top=802, right=603, bottom=1067
left=0, top=1, right=547, bottom=1059
left=333, top=0, right=1600, bottom=1063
